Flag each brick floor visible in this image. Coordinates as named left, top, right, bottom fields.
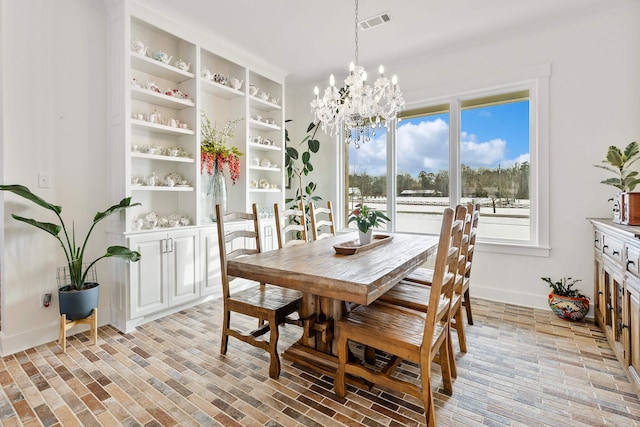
left=0, top=298, right=638, bottom=426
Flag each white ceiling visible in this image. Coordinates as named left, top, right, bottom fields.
left=152, top=0, right=624, bottom=84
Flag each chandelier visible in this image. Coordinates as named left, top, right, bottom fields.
left=310, top=0, right=404, bottom=148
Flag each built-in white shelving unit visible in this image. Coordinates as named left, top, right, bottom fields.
left=106, top=0, right=285, bottom=332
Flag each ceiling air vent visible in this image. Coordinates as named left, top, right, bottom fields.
left=358, top=11, right=392, bottom=31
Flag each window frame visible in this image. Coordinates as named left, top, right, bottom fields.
left=338, top=64, right=550, bottom=257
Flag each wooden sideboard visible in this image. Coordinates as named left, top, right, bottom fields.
left=589, top=219, right=640, bottom=395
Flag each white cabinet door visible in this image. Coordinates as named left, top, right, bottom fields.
left=129, top=232, right=169, bottom=317
left=129, top=229, right=200, bottom=318
left=200, top=227, right=221, bottom=298
left=202, top=221, right=256, bottom=297
left=167, top=229, right=200, bottom=306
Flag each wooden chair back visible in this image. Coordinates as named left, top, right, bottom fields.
left=461, top=202, right=480, bottom=324
left=455, top=205, right=472, bottom=291
left=215, top=203, right=303, bottom=379
left=309, top=201, right=335, bottom=241
left=216, top=203, right=261, bottom=299
left=465, top=202, right=480, bottom=279
left=274, top=202, right=307, bottom=249
left=421, top=206, right=464, bottom=351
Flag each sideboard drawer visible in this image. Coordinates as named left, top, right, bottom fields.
left=628, top=245, right=640, bottom=276
left=595, top=229, right=603, bottom=250
left=603, top=234, right=624, bottom=263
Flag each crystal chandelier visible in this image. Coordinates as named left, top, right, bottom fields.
left=310, top=0, right=404, bottom=148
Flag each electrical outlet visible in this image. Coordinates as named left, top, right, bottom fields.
left=43, top=293, right=52, bottom=308
left=38, top=173, right=50, bottom=188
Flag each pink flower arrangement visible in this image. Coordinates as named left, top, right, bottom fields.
left=200, top=113, right=243, bottom=184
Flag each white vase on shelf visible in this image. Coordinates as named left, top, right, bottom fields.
left=207, top=166, right=227, bottom=221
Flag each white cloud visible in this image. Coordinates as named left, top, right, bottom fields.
left=461, top=137, right=507, bottom=167
left=348, top=118, right=527, bottom=177
left=397, top=119, right=450, bottom=174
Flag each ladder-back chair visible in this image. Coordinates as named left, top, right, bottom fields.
left=379, top=204, right=470, bottom=378
left=309, top=201, right=335, bottom=241
left=216, top=203, right=303, bottom=379
left=274, top=202, right=307, bottom=248
left=334, top=207, right=463, bottom=426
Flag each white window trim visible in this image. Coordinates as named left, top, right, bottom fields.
left=338, top=64, right=551, bottom=257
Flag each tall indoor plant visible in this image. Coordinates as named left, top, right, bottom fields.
left=285, top=121, right=321, bottom=213
left=0, top=184, right=141, bottom=320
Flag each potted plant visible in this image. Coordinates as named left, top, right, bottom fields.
left=541, top=276, right=589, bottom=321
left=0, top=184, right=141, bottom=320
left=594, top=141, right=640, bottom=192
left=594, top=142, right=640, bottom=225
left=200, top=112, right=243, bottom=220
left=348, top=203, right=390, bottom=245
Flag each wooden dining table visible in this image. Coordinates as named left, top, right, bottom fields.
left=226, top=232, right=439, bottom=374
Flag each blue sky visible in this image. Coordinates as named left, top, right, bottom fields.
left=349, top=100, right=530, bottom=176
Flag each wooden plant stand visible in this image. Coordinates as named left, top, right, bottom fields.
left=58, top=308, right=97, bottom=353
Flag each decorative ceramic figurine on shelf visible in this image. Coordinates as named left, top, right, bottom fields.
left=174, top=59, right=191, bottom=72
left=201, top=67, right=212, bottom=80
left=213, top=73, right=227, bottom=85
left=151, top=49, right=172, bottom=64
left=228, top=77, right=243, bottom=90
left=146, top=81, right=161, bottom=93
left=131, top=38, right=147, bottom=55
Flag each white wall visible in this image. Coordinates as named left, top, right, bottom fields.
left=288, top=3, right=640, bottom=310
left=1, top=0, right=109, bottom=355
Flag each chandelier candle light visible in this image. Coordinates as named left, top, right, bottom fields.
left=310, top=0, right=404, bottom=148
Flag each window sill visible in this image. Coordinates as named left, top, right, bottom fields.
left=476, top=241, right=550, bottom=257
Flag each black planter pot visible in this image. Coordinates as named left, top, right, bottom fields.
left=58, top=282, right=99, bottom=320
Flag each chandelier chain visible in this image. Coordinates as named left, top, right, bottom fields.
left=354, top=0, right=359, bottom=65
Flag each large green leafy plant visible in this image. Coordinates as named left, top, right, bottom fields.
left=594, top=141, right=640, bottom=192
left=0, top=185, right=141, bottom=290
left=285, top=121, right=321, bottom=211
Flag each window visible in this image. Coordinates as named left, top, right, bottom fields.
left=341, top=72, right=550, bottom=255
left=395, top=105, right=450, bottom=235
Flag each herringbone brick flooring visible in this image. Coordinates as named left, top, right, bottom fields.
left=0, top=298, right=639, bottom=426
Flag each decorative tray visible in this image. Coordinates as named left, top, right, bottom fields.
left=333, top=234, right=393, bottom=255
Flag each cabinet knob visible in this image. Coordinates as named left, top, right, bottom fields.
left=598, top=291, right=604, bottom=295
left=613, top=250, right=620, bottom=256
left=621, top=323, right=629, bottom=330
left=628, top=259, right=636, bottom=267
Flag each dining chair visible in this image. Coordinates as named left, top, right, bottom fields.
left=399, top=203, right=480, bottom=324
left=309, top=201, right=335, bottom=241
left=462, top=203, right=480, bottom=325
left=274, top=202, right=308, bottom=248
left=334, top=207, right=462, bottom=426
left=378, top=204, right=469, bottom=378
left=216, top=203, right=303, bottom=379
